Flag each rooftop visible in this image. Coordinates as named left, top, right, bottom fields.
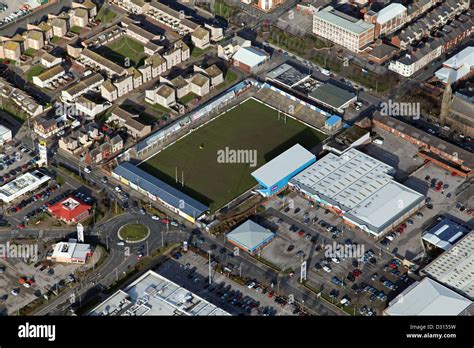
left=290, top=148, right=425, bottom=235
left=232, top=46, right=268, bottom=68
left=422, top=218, right=470, bottom=251
left=251, top=144, right=315, bottom=187
left=266, top=63, right=310, bottom=88
left=315, top=6, right=374, bottom=34
left=376, top=3, right=407, bottom=24
left=385, top=277, right=472, bottom=315
left=51, top=239, right=91, bottom=261
left=227, top=220, right=275, bottom=252
left=113, top=162, right=208, bottom=219
left=422, top=231, right=474, bottom=300
left=309, top=82, right=357, bottom=110
left=90, top=270, right=229, bottom=316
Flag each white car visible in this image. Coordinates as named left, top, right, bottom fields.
left=22, top=282, right=31, bottom=288
left=115, top=186, right=121, bottom=192
left=247, top=282, right=256, bottom=289
left=323, top=266, right=332, bottom=273
left=331, top=257, right=340, bottom=264
left=84, top=166, right=91, bottom=174
left=11, top=289, right=19, bottom=296
left=117, top=241, right=124, bottom=246
left=151, top=215, right=160, bottom=221
left=170, top=221, right=179, bottom=227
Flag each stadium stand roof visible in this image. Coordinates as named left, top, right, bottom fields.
left=385, top=277, right=472, bottom=315
left=227, top=220, right=275, bottom=253
left=251, top=144, right=315, bottom=187
left=309, top=83, right=357, bottom=111
left=113, top=162, right=208, bottom=219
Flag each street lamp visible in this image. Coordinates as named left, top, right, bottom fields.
left=208, top=250, right=212, bottom=285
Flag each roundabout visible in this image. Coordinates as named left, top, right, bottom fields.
left=117, top=223, right=150, bottom=243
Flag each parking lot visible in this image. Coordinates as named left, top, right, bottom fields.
left=0, top=142, right=38, bottom=182
left=259, top=190, right=420, bottom=315
left=156, top=252, right=296, bottom=316
left=0, top=246, right=99, bottom=315
left=362, top=127, right=426, bottom=181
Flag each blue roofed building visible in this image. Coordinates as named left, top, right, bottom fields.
left=251, top=144, right=316, bottom=197
left=325, top=115, right=342, bottom=131
left=422, top=217, right=470, bottom=252
left=112, top=162, right=208, bottom=223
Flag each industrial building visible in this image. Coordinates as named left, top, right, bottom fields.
left=0, top=170, right=50, bottom=204
left=47, top=239, right=92, bottom=264
left=226, top=220, right=275, bottom=254
left=251, top=144, right=316, bottom=197
left=289, top=148, right=425, bottom=237
left=422, top=217, right=470, bottom=251
left=384, top=277, right=472, bottom=315
left=421, top=231, right=474, bottom=300
left=112, top=162, right=208, bottom=223
left=89, top=270, right=229, bottom=316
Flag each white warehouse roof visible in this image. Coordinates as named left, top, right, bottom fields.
left=385, top=277, right=472, bottom=315
left=422, top=231, right=474, bottom=300
left=251, top=144, right=315, bottom=187
left=289, top=148, right=425, bottom=235
left=232, top=46, right=268, bottom=68
left=435, top=46, right=474, bottom=83
left=376, top=3, right=407, bottom=24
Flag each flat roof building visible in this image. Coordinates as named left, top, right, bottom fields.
left=421, top=231, right=474, bottom=300
left=90, top=270, right=229, bottom=316
left=422, top=217, right=470, bottom=251
left=313, top=6, right=374, bottom=52
left=266, top=63, right=311, bottom=88
left=226, top=220, right=275, bottom=254
left=112, top=162, right=208, bottom=223
left=0, top=171, right=50, bottom=204
left=384, top=277, right=472, bottom=315
left=0, top=124, right=12, bottom=145
left=289, top=148, right=425, bottom=237
left=232, top=46, right=269, bottom=73
left=47, top=239, right=92, bottom=264
left=309, top=82, right=357, bottom=113
left=435, top=46, right=474, bottom=84
left=251, top=144, right=316, bottom=196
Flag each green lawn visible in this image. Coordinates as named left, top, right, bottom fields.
left=24, top=48, right=37, bottom=57
left=139, top=98, right=326, bottom=212
left=95, top=36, right=146, bottom=67
left=118, top=224, right=149, bottom=242
left=191, top=46, right=212, bottom=58
left=26, top=66, right=45, bottom=81
left=69, top=26, right=83, bottom=34
left=96, top=6, right=117, bottom=24
left=179, top=92, right=198, bottom=105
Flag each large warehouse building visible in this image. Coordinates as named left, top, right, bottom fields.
left=289, top=148, right=425, bottom=237
left=0, top=170, right=50, bottom=204
left=251, top=144, right=316, bottom=196
left=384, top=277, right=472, bottom=316
left=112, top=162, right=208, bottom=223
left=422, top=217, right=470, bottom=252
left=421, top=231, right=474, bottom=301
left=90, top=270, right=229, bottom=316
left=226, top=220, right=275, bottom=254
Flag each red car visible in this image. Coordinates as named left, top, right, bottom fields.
left=435, top=186, right=442, bottom=191
left=352, top=269, right=362, bottom=277
left=161, top=219, right=170, bottom=224
left=17, top=223, right=25, bottom=230
left=298, top=230, right=305, bottom=236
